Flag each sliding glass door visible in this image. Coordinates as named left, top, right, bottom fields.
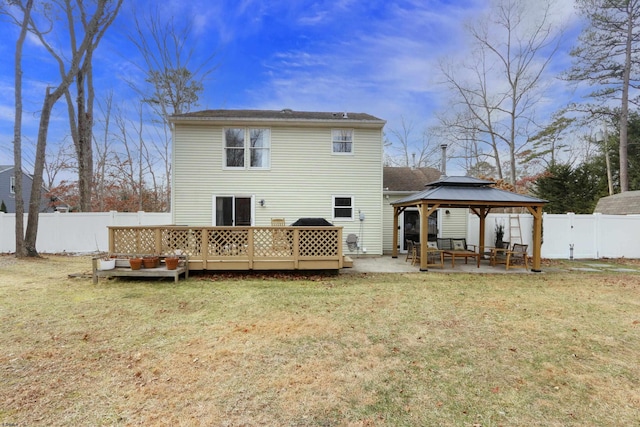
left=214, top=196, right=252, bottom=226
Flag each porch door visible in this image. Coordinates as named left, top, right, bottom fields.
left=402, top=210, right=420, bottom=251
left=214, top=196, right=252, bottom=226
left=401, top=209, right=439, bottom=251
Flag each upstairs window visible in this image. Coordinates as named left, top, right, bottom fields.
left=249, top=128, right=270, bottom=168
left=224, top=128, right=245, bottom=168
left=333, top=196, right=354, bottom=220
left=225, top=128, right=270, bottom=169
left=332, top=129, right=353, bottom=154
left=10, top=176, right=15, bottom=194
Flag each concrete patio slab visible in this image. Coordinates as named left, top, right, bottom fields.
left=341, top=255, right=533, bottom=274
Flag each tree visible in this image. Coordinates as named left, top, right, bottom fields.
left=385, top=117, right=441, bottom=168
left=524, top=113, right=575, bottom=168
left=532, top=163, right=608, bottom=214
left=439, top=0, right=563, bottom=188
left=7, top=0, right=122, bottom=256
left=56, top=0, right=122, bottom=212
left=566, top=0, right=640, bottom=192
left=5, top=0, right=34, bottom=257
left=126, top=8, right=217, bottom=210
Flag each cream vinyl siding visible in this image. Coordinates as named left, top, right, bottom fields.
left=173, top=123, right=384, bottom=255
left=440, top=208, right=469, bottom=238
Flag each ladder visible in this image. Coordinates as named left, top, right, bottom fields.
left=509, top=215, right=522, bottom=244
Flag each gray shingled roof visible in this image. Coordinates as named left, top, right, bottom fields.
left=594, top=191, right=640, bottom=214
left=171, top=109, right=385, bottom=124
left=383, top=167, right=442, bottom=192
left=393, top=176, right=547, bottom=207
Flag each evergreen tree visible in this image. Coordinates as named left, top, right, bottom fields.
left=533, top=163, right=608, bottom=214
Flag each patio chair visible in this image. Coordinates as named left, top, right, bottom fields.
left=409, top=241, right=444, bottom=268
left=489, top=241, right=510, bottom=266
left=505, top=243, right=529, bottom=270
left=424, top=241, right=444, bottom=268
left=405, top=239, right=415, bottom=262
left=271, top=218, right=286, bottom=226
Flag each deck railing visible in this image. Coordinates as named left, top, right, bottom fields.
left=107, top=225, right=344, bottom=270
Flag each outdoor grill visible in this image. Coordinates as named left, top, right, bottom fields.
left=290, top=218, right=334, bottom=226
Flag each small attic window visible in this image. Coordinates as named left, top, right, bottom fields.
left=332, top=129, right=353, bottom=154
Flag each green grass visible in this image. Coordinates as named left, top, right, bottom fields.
left=0, top=255, right=639, bottom=426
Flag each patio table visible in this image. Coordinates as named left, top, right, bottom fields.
left=443, top=250, right=481, bottom=268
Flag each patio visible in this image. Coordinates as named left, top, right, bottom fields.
left=342, top=255, right=533, bottom=274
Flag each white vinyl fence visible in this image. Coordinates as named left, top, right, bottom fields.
left=1, top=211, right=640, bottom=259
left=469, top=213, right=640, bottom=259
left=0, top=211, right=172, bottom=254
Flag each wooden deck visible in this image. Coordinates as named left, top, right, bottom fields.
left=107, top=225, right=345, bottom=271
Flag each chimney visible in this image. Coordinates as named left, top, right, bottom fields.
left=411, top=153, right=416, bottom=170
left=440, top=143, right=448, bottom=177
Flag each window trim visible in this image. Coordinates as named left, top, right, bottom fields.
left=331, top=129, right=354, bottom=155
left=223, top=127, right=271, bottom=170
left=332, top=195, right=354, bottom=221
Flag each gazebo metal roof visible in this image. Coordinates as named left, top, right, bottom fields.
left=390, top=176, right=547, bottom=272
left=393, top=176, right=547, bottom=207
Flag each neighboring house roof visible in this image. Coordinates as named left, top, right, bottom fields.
left=383, top=167, right=442, bottom=192
left=0, top=165, right=12, bottom=173
left=170, top=109, right=386, bottom=127
left=393, top=176, right=547, bottom=208
left=593, top=191, right=640, bottom=215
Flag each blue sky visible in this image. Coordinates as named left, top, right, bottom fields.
left=0, top=0, right=583, bottom=177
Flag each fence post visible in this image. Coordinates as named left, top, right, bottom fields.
left=567, top=212, right=575, bottom=259
left=0, top=212, right=6, bottom=252
left=593, top=213, right=601, bottom=259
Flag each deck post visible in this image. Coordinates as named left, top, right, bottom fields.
left=337, top=227, right=343, bottom=268
left=201, top=228, right=208, bottom=270
left=155, top=228, right=162, bottom=254
left=247, top=228, right=254, bottom=269
left=293, top=229, right=300, bottom=269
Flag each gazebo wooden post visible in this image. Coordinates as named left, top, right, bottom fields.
left=419, top=202, right=428, bottom=271
left=478, top=207, right=488, bottom=257
left=528, top=205, right=544, bottom=272
left=392, top=206, right=399, bottom=258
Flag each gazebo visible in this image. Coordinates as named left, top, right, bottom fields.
left=391, top=176, right=547, bottom=272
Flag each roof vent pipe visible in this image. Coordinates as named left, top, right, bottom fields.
left=440, top=143, right=448, bottom=177
left=411, top=153, right=416, bottom=170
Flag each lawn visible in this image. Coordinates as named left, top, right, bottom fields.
left=0, top=255, right=638, bottom=426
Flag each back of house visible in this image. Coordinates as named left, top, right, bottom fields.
left=170, top=109, right=386, bottom=255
